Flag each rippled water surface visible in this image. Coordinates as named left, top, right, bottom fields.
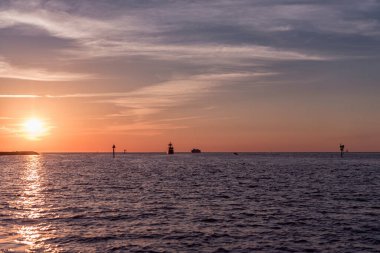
left=0, top=153, right=379, bottom=252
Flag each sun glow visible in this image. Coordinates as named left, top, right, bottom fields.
left=23, top=118, right=47, bottom=140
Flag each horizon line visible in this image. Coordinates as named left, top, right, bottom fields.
left=17, top=151, right=380, bottom=154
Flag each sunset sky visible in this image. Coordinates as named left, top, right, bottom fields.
left=1, top=0, right=380, bottom=152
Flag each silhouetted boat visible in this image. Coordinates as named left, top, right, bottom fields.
left=168, top=142, right=174, bottom=154
left=0, top=151, right=39, bottom=156
left=191, top=148, right=201, bottom=153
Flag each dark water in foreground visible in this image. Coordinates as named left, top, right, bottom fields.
left=0, top=153, right=379, bottom=252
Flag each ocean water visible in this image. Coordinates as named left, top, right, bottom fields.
left=0, top=153, right=379, bottom=253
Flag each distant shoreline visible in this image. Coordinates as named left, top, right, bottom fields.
left=0, top=151, right=39, bottom=156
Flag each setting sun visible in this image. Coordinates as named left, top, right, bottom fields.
left=23, top=118, right=46, bottom=140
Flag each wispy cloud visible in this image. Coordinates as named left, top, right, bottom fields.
left=106, top=122, right=188, bottom=132
left=0, top=9, right=111, bottom=39
left=96, top=71, right=274, bottom=118
left=0, top=1, right=339, bottom=63
left=0, top=68, right=265, bottom=133
left=1, top=70, right=274, bottom=97
left=0, top=94, right=40, bottom=98
left=0, top=60, right=92, bottom=81
left=71, top=42, right=330, bottom=62
left=1, top=0, right=378, bottom=70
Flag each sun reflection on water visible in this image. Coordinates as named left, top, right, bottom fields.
left=17, top=155, right=44, bottom=219
left=13, top=155, right=57, bottom=252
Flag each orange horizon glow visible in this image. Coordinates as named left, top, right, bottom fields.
left=0, top=96, right=379, bottom=152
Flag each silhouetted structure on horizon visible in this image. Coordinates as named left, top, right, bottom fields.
left=340, top=144, right=345, bottom=157
left=112, top=144, right=116, bottom=158
left=191, top=148, right=201, bottom=153
left=168, top=142, right=174, bottom=154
